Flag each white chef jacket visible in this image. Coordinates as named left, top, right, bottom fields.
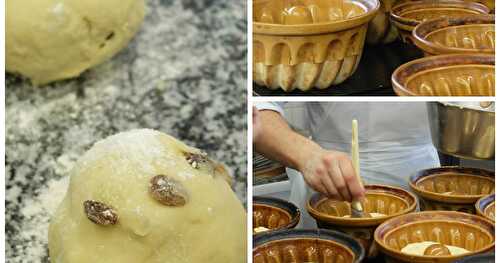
left=255, top=102, right=440, bottom=227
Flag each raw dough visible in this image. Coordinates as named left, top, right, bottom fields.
left=341, top=212, right=386, bottom=218
left=48, top=129, right=246, bottom=263
left=401, top=241, right=470, bottom=256
left=253, top=226, right=270, bottom=233
left=6, top=0, right=144, bottom=85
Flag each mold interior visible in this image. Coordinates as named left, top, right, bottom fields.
left=383, top=220, right=493, bottom=253
left=315, top=192, right=409, bottom=217
left=400, top=8, right=484, bottom=22
left=484, top=202, right=495, bottom=220
left=254, top=238, right=355, bottom=263
left=415, top=173, right=494, bottom=195
left=425, top=24, right=495, bottom=50
left=253, top=204, right=293, bottom=230
left=404, top=64, right=494, bottom=96
left=253, top=0, right=366, bottom=24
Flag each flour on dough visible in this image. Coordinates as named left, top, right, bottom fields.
left=48, top=129, right=246, bottom=263
left=6, top=0, right=144, bottom=85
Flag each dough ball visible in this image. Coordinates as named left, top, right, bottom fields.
left=48, top=129, right=246, bottom=263
left=6, top=0, right=144, bottom=85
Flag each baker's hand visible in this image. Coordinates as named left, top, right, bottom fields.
left=299, top=149, right=365, bottom=202
left=252, top=106, right=262, bottom=142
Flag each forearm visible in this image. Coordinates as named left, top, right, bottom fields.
left=253, top=110, right=321, bottom=171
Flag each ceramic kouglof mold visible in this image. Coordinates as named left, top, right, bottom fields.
left=413, top=15, right=494, bottom=56
left=390, top=0, right=489, bottom=44
left=253, top=0, right=379, bottom=92
left=374, top=211, right=495, bottom=263
left=409, top=167, right=494, bottom=214
left=307, top=185, right=417, bottom=259
left=475, top=193, right=494, bottom=222
left=366, top=0, right=400, bottom=44
left=392, top=53, right=494, bottom=96
left=253, top=229, right=365, bottom=263
left=253, top=196, right=300, bottom=235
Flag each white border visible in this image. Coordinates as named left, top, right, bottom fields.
left=246, top=0, right=253, bottom=262
left=1, top=0, right=6, bottom=260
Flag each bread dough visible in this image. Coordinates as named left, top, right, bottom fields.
left=253, top=227, right=270, bottom=234
left=368, top=212, right=386, bottom=218
left=401, top=241, right=470, bottom=256
left=6, top=0, right=144, bottom=85
left=341, top=212, right=386, bottom=218
left=48, top=129, right=246, bottom=263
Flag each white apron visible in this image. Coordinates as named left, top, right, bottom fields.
left=287, top=102, right=441, bottom=228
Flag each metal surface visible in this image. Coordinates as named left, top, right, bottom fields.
left=427, top=102, right=495, bottom=160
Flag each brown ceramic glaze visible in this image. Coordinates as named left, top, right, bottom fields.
left=483, top=203, right=494, bottom=221
left=474, top=0, right=495, bottom=12
left=254, top=238, right=355, bottom=263
left=253, top=229, right=365, bottom=263
left=308, top=185, right=417, bottom=258
left=253, top=0, right=379, bottom=92
left=475, top=193, right=495, bottom=222
left=413, top=15, right=494, bottom=56
left=409, top=167, right=494, bottom=214
left=253, top=196, right=300, bottom=235
left=390, top=0, right=489, bottom=43
left=392, top=53, right=494, bottom=96
left=374, top=211, right=495, bottom=263
left=366, top=0, right=400, bottom=44
left=253, top=204, right=293, bottom=231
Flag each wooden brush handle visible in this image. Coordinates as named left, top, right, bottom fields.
left=351, top=119, right=364, bottom=211
left=351, top=119, right=362, bottom=185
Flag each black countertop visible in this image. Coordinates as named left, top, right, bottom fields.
left=253, top=41, right=424, bottom=96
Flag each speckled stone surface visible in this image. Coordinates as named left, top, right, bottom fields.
left=5, top=0, right=246, bottom=261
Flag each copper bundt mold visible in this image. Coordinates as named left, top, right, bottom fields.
left=392, top=53, right=494, bottom=96
left=413, top=15, right=494, bottom=56
left=253, top=0, right=379, bottom=91
left=374, top=211, right=495, bottom=263
left=390, top=0, right=489, bottom=43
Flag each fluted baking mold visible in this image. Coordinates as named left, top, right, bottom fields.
left=253, top=0, right=379, bottom=91
left=307, top=185, right=417, bottom=258
left=390, top=0, right=489, bottom=43
left=254, top=229, right=365, bottom=263
left=392, top=54, right=494, bottom=96
left=253, top=196, right=300, bottom=234
left=413, top=15, right=494, bottom=56
left=409, top=167, right=494, bottom=214
left=374, top=211, right=495, bottom=263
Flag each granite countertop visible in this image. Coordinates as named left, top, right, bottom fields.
left=6, top=0, right=246, bottom=261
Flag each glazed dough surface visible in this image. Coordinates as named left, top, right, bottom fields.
left=401, top=241, right=470, bottom=256
left=48, top=129, right=246, bottom=263
left=6, top=0, right=144, bottom=85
